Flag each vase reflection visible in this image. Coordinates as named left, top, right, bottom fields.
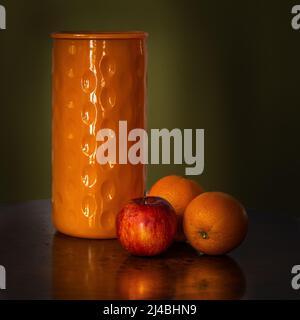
left=52, top=233, right=127, bottom=299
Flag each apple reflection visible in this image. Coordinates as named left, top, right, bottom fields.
left=116, top=257, right=174, bottom=299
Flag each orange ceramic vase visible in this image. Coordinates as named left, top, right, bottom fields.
left=51, top=32, right=147, bottom=239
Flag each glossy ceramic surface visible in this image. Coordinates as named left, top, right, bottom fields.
left=51, top=32, right=147, bottom=238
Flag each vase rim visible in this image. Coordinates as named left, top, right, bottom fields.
left=51, top=31, right=148, bottom=40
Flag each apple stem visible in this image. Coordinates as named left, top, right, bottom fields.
left=200, top=230, right=208, bottom=239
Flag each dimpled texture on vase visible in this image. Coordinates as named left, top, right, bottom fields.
left=52, top=32, right=147, bottom=238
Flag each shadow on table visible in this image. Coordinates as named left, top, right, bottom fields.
left=51, top=234, right=246, bottom=300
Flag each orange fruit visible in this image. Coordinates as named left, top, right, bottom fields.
left=148, top=175, right=204, bottom=241
left=183, top=192, right=248, bottom=255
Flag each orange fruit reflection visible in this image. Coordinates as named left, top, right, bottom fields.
left=175, top=255, right=246, bottom=300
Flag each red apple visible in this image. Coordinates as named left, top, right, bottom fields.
left=116, top=196, right=177, bottom=256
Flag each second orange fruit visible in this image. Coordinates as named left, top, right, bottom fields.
left=148, top=175, right=204, bottom=241
left=183, top=192, right=248, bottom=255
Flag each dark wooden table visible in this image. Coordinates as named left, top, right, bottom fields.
left=0, top=200, right=299, bottom=300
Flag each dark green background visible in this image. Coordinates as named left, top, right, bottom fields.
left=0, top=0, right=299, bottom=213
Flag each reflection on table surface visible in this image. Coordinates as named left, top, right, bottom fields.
left=52, top=233, right=246, bottom=300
